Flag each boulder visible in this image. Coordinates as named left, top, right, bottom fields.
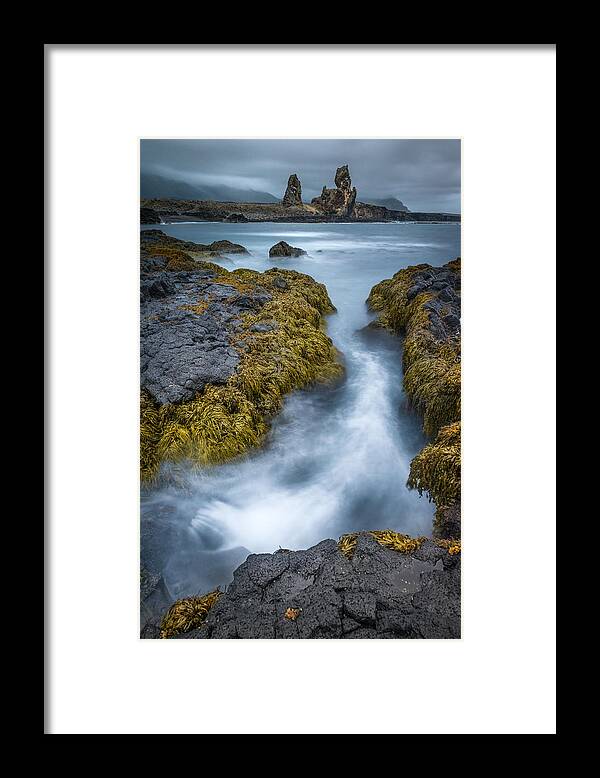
left=223, top=212, right=249, bottom=223
left=269, top=240, right=306, bottom=258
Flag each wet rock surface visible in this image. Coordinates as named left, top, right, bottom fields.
left=141, top=229, right=247, bottom=256
left=140, top=567, right=173, bottom=638
left=408, top=263, right=461, bottom=341
left=434, top=502, right=461, bottom=539
left=164, top=533, right=460, bottom=639
left=140, top=232, right=270, bottom=405
left=269, top=240, right=306, bottom=258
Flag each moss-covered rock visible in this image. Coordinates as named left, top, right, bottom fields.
left=367, top=259, right=461, bottom=523
left=140, top=233, right=342, bottom=481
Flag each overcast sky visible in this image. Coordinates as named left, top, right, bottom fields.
left=141, top=139, right=461, bottom=212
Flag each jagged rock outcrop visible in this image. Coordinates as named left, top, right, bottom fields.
left=269, top=240, right=306, bottom=258
left=335, top=164, right=352, bottom=191
left=311, top=164, right=358, bottom=217
left=144, top=532, right=460, bottom=639
left=282, top=174, right=302, bottom=207
left=140, top=206, right=160, bottom=224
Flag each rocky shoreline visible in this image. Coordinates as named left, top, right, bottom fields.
left=141, top=200, right=460, bottom=225
left=141, top=165, right=460, bottom=225
left=140, top=230, right=341, bottom=481
left=140, top=227, right=461, bottom=639
left=142, top=532, right=460, bottom=639
left=367, top=258, right=461, bottom=538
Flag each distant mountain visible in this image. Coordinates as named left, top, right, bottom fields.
left=365, top=196, right=410, bottom=212
left=141, top=173, right=279, bottom=203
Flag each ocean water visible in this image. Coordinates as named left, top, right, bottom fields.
left=140, top=221, right=461, bottom=598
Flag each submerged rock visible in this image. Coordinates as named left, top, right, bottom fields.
left=282, top=173, right=303, bottom=207
left=269, top=240, right=306, bottom=258
left=161, top=533, right=460, bottom=639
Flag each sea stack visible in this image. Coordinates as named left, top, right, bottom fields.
left=311, top=164, right=357, bottom=217
left=282, top=173, right=303, bottom=207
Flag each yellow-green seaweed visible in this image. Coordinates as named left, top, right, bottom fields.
left=434, top=538, right=462, bottom=555
left=407, top=421, right=461, bottom=508
left=367, top=259, right=461, bottom=511
left=141, top=261, right=342, bottom=481
left=160, top=590, right=221, bottom=639
left=367, top=260, right=461, bottom=437
left=338, top=530, right=426, bottom=559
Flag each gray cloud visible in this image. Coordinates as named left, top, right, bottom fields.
left=141, top=139, right=461, bottom=213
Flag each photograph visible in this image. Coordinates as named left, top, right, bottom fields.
left=139, top=139, right=462, bottom=639
left=46, top=44, right=556, bottom=735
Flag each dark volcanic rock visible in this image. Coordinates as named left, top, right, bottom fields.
left=335, top=164, right=352, bottom=191
left=141, top=197, right=460, bottom=224
left=282, top=173, right=303, bottom=207
left=311, top=164, right=358, bottom=218
left=177, top=533, right=460, bottom=639
left=223, top=212, right=249, bottom=223
left=405, top=262, right=461, bottom=342
left=140, top=206, right=160, bottom=224
left=269, top=240, right=306, bottom=258
left=434, top=502, right=461, bottom=540
left=140, top=278, right=274, bottom=405
left=140, top=272, right=175, bottom=302
left=209, top=240, right=249, bottom=255
left=140, top=233, right=271, bottom=405
left=141, top=309, right=241, bottom=405
left=140, top=229, right=247, bottom=256
left=140, top=567, right=173, bottom=636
